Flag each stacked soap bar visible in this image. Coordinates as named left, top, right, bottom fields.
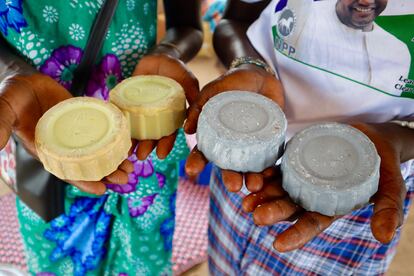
left=110, top=75, right=186, bottom=140
left=197, top=91, right=287, bottom=173
left=281, top=123, right=380, bottom=216
left=35, top=97, right=131, bottom=181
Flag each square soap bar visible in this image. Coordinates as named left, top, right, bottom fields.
left=281, top=123, right=380, bottom=216
left=197, top=91, right=287, bottom=173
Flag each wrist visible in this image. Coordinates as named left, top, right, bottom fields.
left=235, top=63, right=267, bottom=72
left=150, top=42, right=181, bottom=60
left=230, top=56, right=275, bottom=76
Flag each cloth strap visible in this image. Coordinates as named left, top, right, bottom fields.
left=70, top=0, right=119, bottom=96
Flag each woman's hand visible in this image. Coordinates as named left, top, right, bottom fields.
left=184, top=65, right=284, bottom=192
left=0, top=74, right=134, bottom=195
left=133, top=53, right=199, bottom=160
left=242, top=123, right=407, bottom=252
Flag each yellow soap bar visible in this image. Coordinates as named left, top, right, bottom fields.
left=110, top=75, right=186, bottom=140
left=35, top=97, right=131, bottom=181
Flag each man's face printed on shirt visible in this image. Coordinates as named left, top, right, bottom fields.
left=336, top=0, right=388, bottom=31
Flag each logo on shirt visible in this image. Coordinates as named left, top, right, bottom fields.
left=277, top=9, right=296, bottom=37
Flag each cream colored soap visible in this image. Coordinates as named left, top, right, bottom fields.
left=110, top=75, right=186, bottom=140
left=35, top=97, right=131, bottom=181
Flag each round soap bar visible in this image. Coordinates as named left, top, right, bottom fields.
left=110, top=75, right=186, bottom=140
left=35, top=97, right=131, bottom=181
left=281, top=123, right=380, bottom=216
left=197, top=91, right=287, bottom=173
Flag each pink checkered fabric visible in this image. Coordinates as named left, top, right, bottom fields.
left=0, top=193, right=27, bottom=271
left=173, top=180, right=209, bottom=275
left=0, top=178, right=209, bottom=275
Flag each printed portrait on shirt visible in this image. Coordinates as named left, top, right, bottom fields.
left=272, top=0, right=414, bottom=98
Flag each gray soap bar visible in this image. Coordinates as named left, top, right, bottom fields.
left=281, top=123, right=380, bottom=216
left=197, top=91, right=287, bottom=172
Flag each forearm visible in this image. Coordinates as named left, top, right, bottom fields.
left=151, top=0, right=203, bottom=62
left=213, top=19, right=261, bottom=68
left=0, top=37, right=36, bottom=83
left=212, top=0, right=270, bottom=68
left=152, top=27, right=203, bottom=62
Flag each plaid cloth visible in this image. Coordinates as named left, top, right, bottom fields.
left=208, top=161, right=414, bottom=275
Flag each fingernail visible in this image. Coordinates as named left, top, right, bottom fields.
left=273, top=240, right=289, bottom=252
left=372, top=215, right=398, bottom=243
left=253, top=207, right=269, bottom=225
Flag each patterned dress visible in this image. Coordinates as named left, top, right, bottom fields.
left=0, top=0, right=189, bottom=275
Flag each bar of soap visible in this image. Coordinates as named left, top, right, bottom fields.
left=281, top=123, right=380, bottom=216
left=197, top=91, right=287, bottom=173
left=35, top=97, right=131, bottom=181
left=110, top=75, right=186, bottom=140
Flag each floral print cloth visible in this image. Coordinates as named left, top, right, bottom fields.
left=0, top=0, right=189, bottom=275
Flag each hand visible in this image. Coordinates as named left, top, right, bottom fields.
left=243, top=123, right=407, bottom=252
left=184, top=65, right=284, bottom=192
left=0, top=74, right=134, bottom=195
left=133, top=53, right=199, bottom=160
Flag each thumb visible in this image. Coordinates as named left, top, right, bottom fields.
left=353, top=123, right=407, bottom=244
left=371, top=162, right=406, bottom=243
left=0, top=97, right=16, bottom=149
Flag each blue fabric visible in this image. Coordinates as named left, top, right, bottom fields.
left=160, top=192, right=176, bottom=251
left=179, top=160, right=212, bottom=185
left=44, top=197, right=111, bottom=276
left=203, top=0, right=226, bottom=31
left=0, top=0, right=27, bottom=35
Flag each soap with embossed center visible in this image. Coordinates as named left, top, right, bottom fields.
left=197, top=91, right=287, bottom=172
left=110, top=75, right=186, bottom=140
left=35, top=97, right=131, bottom=181
left=281, top=123, right=380, bottom=216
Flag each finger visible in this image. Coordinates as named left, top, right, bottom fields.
left=253, top=198, right=301, bottom=226
left=156, top=132, right=177, bottom=159
left=263, top=166, right=281, bottom=179
left=274, top=212, right=336, bottom=252
left=245, top=173, right=264, bottom=193
left=221, top=170, right=243, bottom=192
left=68, top=180, right=107, bottom=195
left=184, top=79, right=226, bottom=134
left=184, top=103, right=202, bottom=134
left=128, top=139, right=138, bottom=156
left=185, top=146, right=208, bottom=177
left=242, top=181, right=286, bottom=212
left=136, top=140, right=157, bottom=160
left=371, top=169, right=406, bottom=243
left=119, top=159, right=134, bottom=174
left=0, top=98, right=17, bottom=149
left=352, top=123, right=407, bottom=243
left=105, top=169, right=129, bottom=184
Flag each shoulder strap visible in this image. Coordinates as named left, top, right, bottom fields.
left=71, top=0, right=119, bottom=96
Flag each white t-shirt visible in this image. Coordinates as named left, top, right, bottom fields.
left=246, top=0, right=414, bottom=137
